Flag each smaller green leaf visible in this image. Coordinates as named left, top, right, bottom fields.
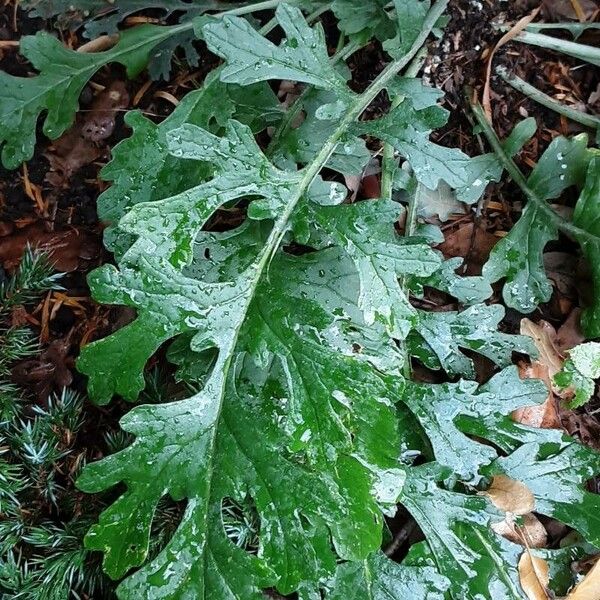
left=383, top=0, right=431, bottom=58
left=527, top=133, right=591, bottom=200
left=483, top=134, right=592, bottom=313
left=273, top=89, right=370, bottom=176
left=22, top=1, right=223, bottom=37
left=409, top=304, right=536, bottom=377
left=326, top=552, right=449, bottom=599
left=400, top=463, right=524, bottom=599
left=203, top=4, right=348, bottom=91
left=386, top=77, right=444, bottom=110
left=0, top=25, right=186, bottom=168
left=483, top=203, right=557, bottom=312
left=358, top=100, right=501, bottom=197
left=332, top=0, right=395, bottom=44
left=306, top=200, right=441, bottom=338
left=555, top=341, right=600, bottom=407
left=409, top=257, right=492, bottom=305
left=98, top=72, right=281, bottom=256
left=502, top=116, right=537, bottom=156
left=401, top=367, right=546, bottom=479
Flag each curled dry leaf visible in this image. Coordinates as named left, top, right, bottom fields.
left=513, top=361, right=561, bottom=429
left=567, top=557, right=600, bottom=600
left=518, top=552, right=550, bottom=600
left=492, top=513, right=547, bottom=548
left=520, top=318, right=564, bottom=382
left=482, top=474, right=535, bottom=515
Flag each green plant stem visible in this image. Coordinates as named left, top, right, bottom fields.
left=380, top=47, right=429, bottom=380
left=513, top=30, right=600, bottom=66
left=496, top=66, right=600, bottom=132
left=470, top=100, right=597, bottom=244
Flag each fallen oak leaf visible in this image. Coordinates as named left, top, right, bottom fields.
left=513, top=361, right=561, bottom=429
left=492, top=513, right=547, bottom=548
left=518, top=552, right=551, bottom=600
left=482, top=474, right=535, bottom=515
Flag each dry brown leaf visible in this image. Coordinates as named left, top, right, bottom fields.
left=556, top=309, right=586, bottom=353
left=513, top=362, right=561, bottom=429
left=543, top=0, right=598, bottom=21
left=482, top=474, right=535, bottom=515
left=567, top=557, right=600, bottom=599
left=544, top=252, right=578, bottom=296
left=81, top=81, right=129, bottom=141
left=0, top=224, right=100, bottom=272
left=438, top=222, right=497, bottom=274
left=492, top=513, right=547, bottom=548
left=12, top=338, right=73, bottom=402
left=518, top=317, right=584, bottom=406
left=519, top=552, right=551, bottom=600
left=520, top=318, right=564, bottom=381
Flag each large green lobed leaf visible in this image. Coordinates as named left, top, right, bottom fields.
left=74, top=4, right=600, bottom=599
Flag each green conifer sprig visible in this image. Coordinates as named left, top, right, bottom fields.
left=0, top=246, right=62, bottom=316
left=0, top=249, right=115, bottom=599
